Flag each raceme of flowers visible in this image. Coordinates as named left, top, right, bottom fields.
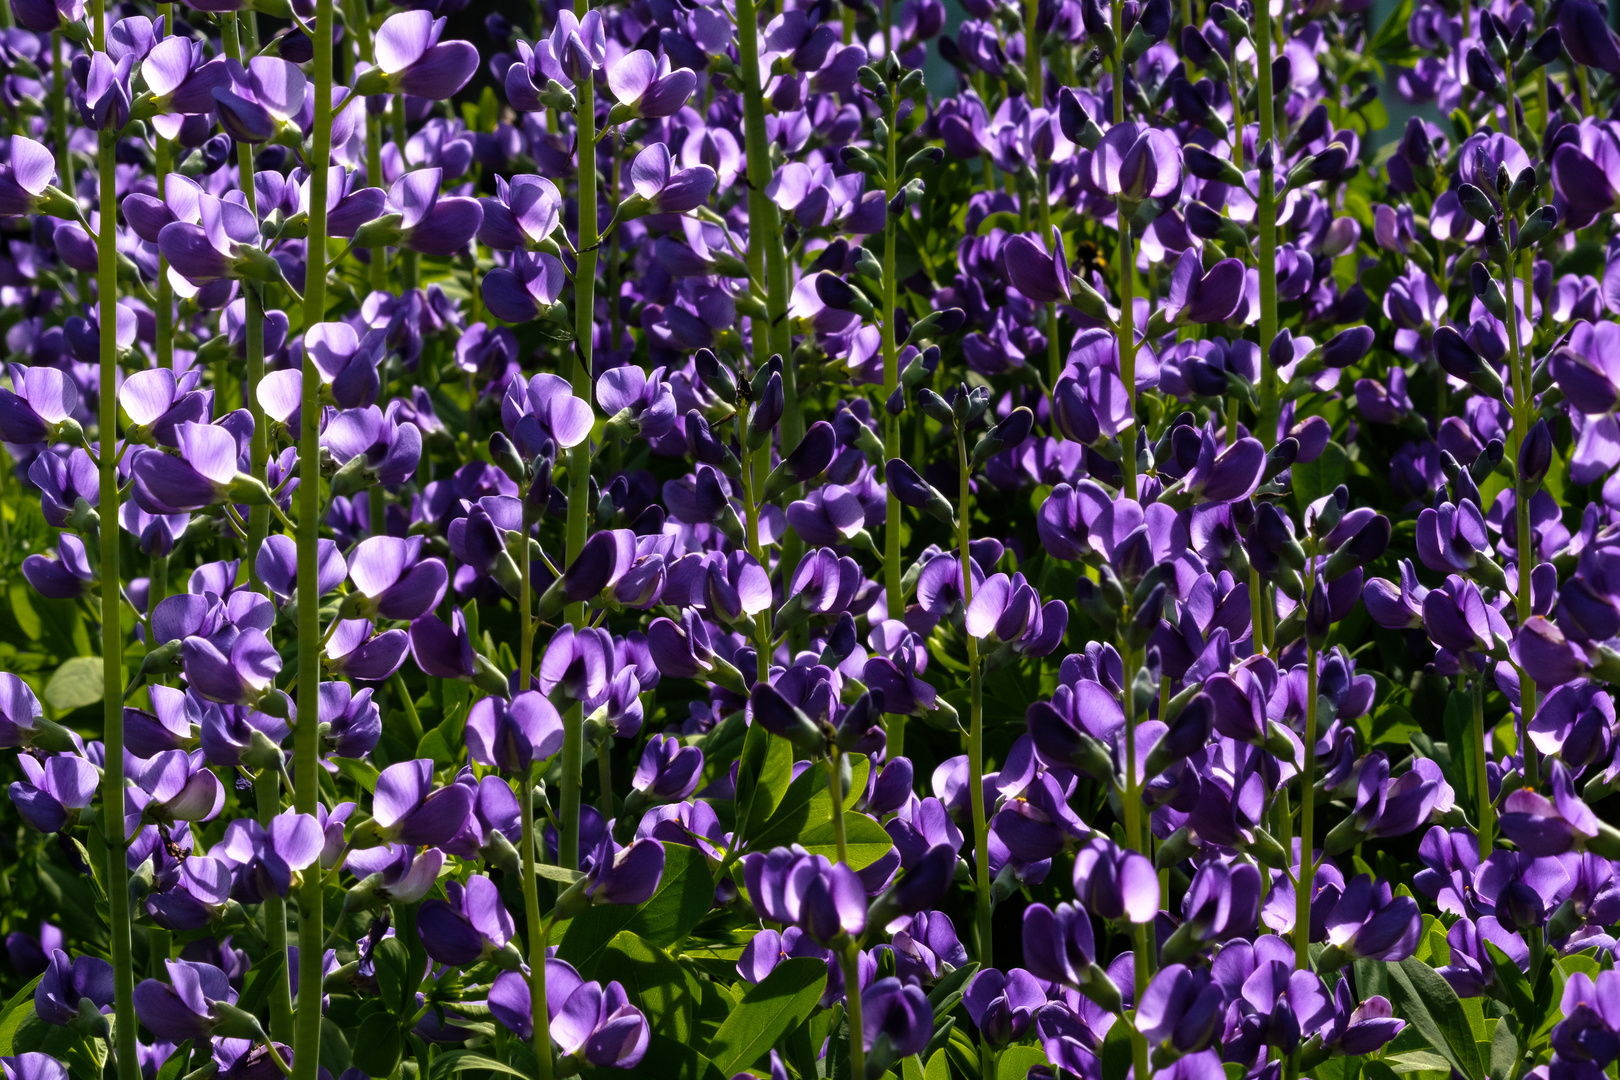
left=0, top=0, right=1618, bottom=1078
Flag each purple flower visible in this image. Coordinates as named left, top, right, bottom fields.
left=345, top=536, right=447, bottom=621
left=624, top=143, right=716, bottom=216
left=132, top=960, right=236, bottom=1041
left=465, top=691, right=564, bottom=772
left=369, top=759, right=475, bottom=847
left=744, top=846, right=867, bottom=945
left=630, top=734, right=703, bottom=801
left=35, top=949, right=113, bottom=1026
left=416, top=874, right=515, bottom=966
left=0, top=364, right=79, bottom=444
left=385, top=168, right=483, bottom=257
left=963, top=968, right=1045, bottom=1047
left=488, top=960, right=649, bottom=1068
left=607, top=50, right=696, bottom=119
left=9, top=752, right=97, bottom=833
left=368, top=11, right=478, bottom=99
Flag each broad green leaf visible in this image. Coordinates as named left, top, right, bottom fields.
left=14, top=1005, right=108, bottom=1080
left=553, top=843, right=714, bottom=977
left=1386, top=956, right=1486, bottom=1080
left=1490, top=1021, right=1517, bottom=1080
left=709, top=957, right=827, bottom=1074
left=1293, top=440, right=1347, bottom=517
left=235, top=948, right=286, bottom=1019
left=928, top=962, right=979, bottom=1019
left=45, top=656, right=103, bottom=712
left=155, top=1042, right=192, bottom=1080
left=1386, top=1051, right=1454, bottom=1074
left=8, top=582, right=40, bottom=640
left=1483, top=942, right=1535, bottom=1031
left=997, top=1045, right=1047, bottom=1078
left=748, top=754, right=870, bottom=857
left=1101, top=1011, right=1134, bottom=1080
left=532, top=864, right=584, bottom=886
left=0, top=976, right=41, bottom=1054
left=349, top=1013, right=402, bottom=1078
left=331, top=757, right=379, bottom=793
left=733, top=721, right=792, bottom=842
left=794, top=806, right=893, bottom=870
left=431, top=1051, right=535, bottom=1079
left=603, top=931, right=698, bottom=1042
left=925, top=1049, right=951, bottom=1080
left=614, top=1034, right=729, bottom=1080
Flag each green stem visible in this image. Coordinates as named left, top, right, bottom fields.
left=882, top=88, right=903, bottom=640
left=1500, top=242, right=1539, bottom=787
left=560, top=25, right=599, bottom=873
left=826, top=752, right=848, bottom=866
left=839, top=943, right=867, bottom=1080
left=519, top=768, right=556, bottom=1080
left=957, top=429, right=991, bottom=963
left=51, top=32, right=67, bottom=196
left=1293, top=638, right=1319, bottom=969
left=1116, top=213, right=1137, bottom=498
left=1024, top=0, right=1042, bottom=105
left=1472, top=672, right=1492, bottom=859
left=96, top=96, right=140, bottom=1080
left=1255, top=0, right=1279, bottom=448
left=255, top=769, right=293, bottom=1041
left=292, top=0, right=334, bottom=1076
left=392, top=93, right=418, bottom=290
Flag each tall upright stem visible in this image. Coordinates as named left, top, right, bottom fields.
left=392, top=94, right=418, bottom=291
left=1255, top=0, right=1279, bottom=448
left=223, top=13, right=268, bottom=592
left=519, top=768, right=556, bottom=1080
left=736, top=0, right=799, bottom=551
left=1024, top=0, right=1042, bottom=105
left=255, top=768, right=293, bottom=1041
left=956, top=430, right=991, bottom=963
left=1500, top=241, right=1539, bottom=786
left=838, top=944, right=867, bottom=1080
left=1293, top=640, right=1319, bottom=969
left=96, top=101, right=140, bottom=1080
left=154, top=0, right=173, bottom=371
left=1117, top=641, right=1151, bottom=1080
left=1472, top=673, right=1493, bottom=859
left=879, top=91, right=906, bottom=755
left=293, top=0, right=334, bottom=1076
left=560, top=22, right=599, bottom=871
left=51, top=32, right=67, bottom=200
left=1116, top=215, right=1137, bottom=498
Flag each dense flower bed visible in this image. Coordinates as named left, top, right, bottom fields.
left=0, top=0, right=1617, bottom=1077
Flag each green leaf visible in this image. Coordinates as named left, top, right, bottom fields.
left=1483, top=942, right=1535, bottom=1030
left=748, top=754, right=870, bottom=858
left=997, top=1046, right=1048, bottom=1079
left=1490, top=1020, right=1517, bottom=1080
left=374, top=937, right=415, bottom=1016
left=431, top=1051, right=536, bottom=1080
left=532, top=864, right=584, bottom=886
left=44, top=656, right=103, bottom=712
left=0, top=976, right=42, bottom=1054
left=553, top=843, right=715, bottom=978
left=1386, top=1051, right=1455, bottom=1074
left=1293, top=440, right=1348, bottom=517
left=602, top=931, right=699, bottom=1042
left=928, top=962, right=979, bottom=1020
left=9, top=582, right=40, bottom=640
left=13, top=1006, right=107, bottom=1080
left=733, top=721, right=793, bottom=843
left=709, top=957, right=827, bottom=1075
left=613, top=1034, right=729, bottom=1080
left=1101, top=1010, right=1134, bottom=1080
left=349, top=1013, right=402, bottom=1078
left=793, top=806, right=894, bottom=870
left=331, top=757, right=379, bottom=793
left=925, top=1049, right=951, bottom=1080
left=1385, top=956, right=1486, bottom=1080
left=235, top=948, right=287, bottom=1020
left=154, top=1042, right=191, bottom=1080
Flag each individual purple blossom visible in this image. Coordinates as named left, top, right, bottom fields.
left=630, top=734, right=703, bottom=801
left=745, top=846, right=867, bottom=945
left=9, top=752, right=97, bottom=834
left=489, top=961, right=649, bottom=1068
left=416, top=874, right=516, bottom=967
left=345, top=536, right=448, bottom=621
left=465, top=691, right=564, bottom=772
left=132, top=960, right=237, bottom=1041
left=21, top=532, right=93, bottom=599
left=34, top=949, right=113, bottom=1027
left=623, top=143, right=716, bottom=217
left=383, top=168, right=483, bottom=257
left=365, top=11, right=478, bottom=99
left=0, top=364, right=79, bottom=444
